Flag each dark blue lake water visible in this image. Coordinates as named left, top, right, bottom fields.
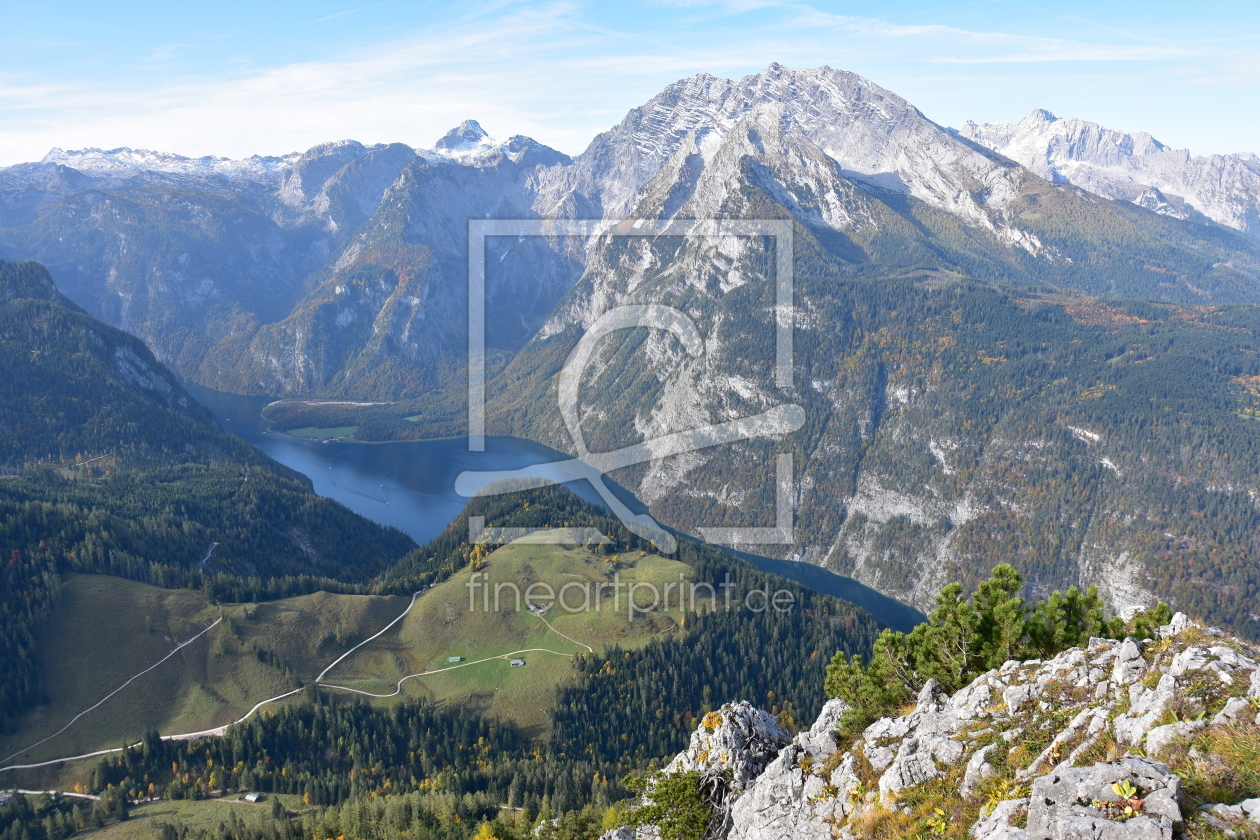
left=189, top=385, right=924, bottom=631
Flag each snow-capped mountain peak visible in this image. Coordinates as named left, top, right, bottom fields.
left=419, top=120, right=569, bottom=167
left=962, top=110, right=1260, bottom=239
left=40, top=145, right=300, bottom=183
left=433, top=119, right=490, bottom=151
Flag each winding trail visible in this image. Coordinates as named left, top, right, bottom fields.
left=0, top=688, right=304, bottom=772
left=0, top=617, right=223, bottom=765
left=315, top=591, right=421, bottom=682
left=320, top=648, right=576, bottom=698
left=532, top=612, right=594, bottom=653
left=0, top=586, right=597, bottom=775
left=1, top=788, right=100, bottom=801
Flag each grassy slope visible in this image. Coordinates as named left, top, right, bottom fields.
left=326, top=543, right=695, bottom=734
left=4, top=543, right=693, bottom=763
left=78, top=794, right=310, bottom=840
left=1, top=575, right=407, bottom=766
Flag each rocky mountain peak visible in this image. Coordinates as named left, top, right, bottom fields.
left=962, top=109, right=1260, bottom=239
left=543, top=62, right=1028, bottom=228
left=434, top=119, right=490, bottom=151
left=38, top=144, right=299, bottom=183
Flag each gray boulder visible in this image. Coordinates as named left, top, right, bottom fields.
left=962, top=744, right=998, bottom=797
left=1114, top=675, right=1178, bottom=745
left=1169, top=647, right=1211, bottom=678
left=1211, top=697, right=1253, bottom=726
left=725, top=744, right=841, bottom=840
left=1111, top=639, right=1147, bottom=685
left=794, top=698, right=848, bottom=760
left=664, top=701, right=791, bottom=794
left=598, top=827, right=653, bottom=840
left=971, top=798, right=1029, bottom=840
left=1159, top=613, right=1193, bottom=638
left=1201, top=797, right=1260, bottom=829
left=1144, top=721, right=1205, bottom=757
left=1026, top=758, right=1182, bottom=840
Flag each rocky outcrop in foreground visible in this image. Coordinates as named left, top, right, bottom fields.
left=611, top=614, right=1260, bottom=839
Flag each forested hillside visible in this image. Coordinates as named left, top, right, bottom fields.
left=0, top=258, right=883, bottom=840
left=0, top=259, right=418, bottom=729
left=481, top=150, right=1260, bottom=637
left=1, top=483, right=882, bottom=840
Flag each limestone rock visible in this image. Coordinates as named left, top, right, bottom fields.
left=1025, top=758, right=1182, bottom=840
left=971, top=798, right=1029, bottom=840
left=1202, top=797, right=1260, bottom=829
left=1169, top=647, right=1211, bottom=677
left=962, top=744, right=998, bottom=797
left=1114, top=674, right=1177, bottom=745
left=1004, top=684, right=1034, bottom=713
left=664, top=701, right=791, bottom=794
left=599, top=827, right=654, bottom=840
left=634, top=625, right=1259, bottom=840
left=1211, top=697, right=1253, bottom=726
left=1144, top=721, right=1205, bottom=757
left=1161, top=613, right=1193, bottom=638
left=794, top=698, right=848, bottom=760
left=726, top=744, right=842, bottom=840
left=1111, top=638, right=1146, bottom=685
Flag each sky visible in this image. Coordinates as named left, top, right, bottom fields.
left=0, top=1, right=1256, bottom=166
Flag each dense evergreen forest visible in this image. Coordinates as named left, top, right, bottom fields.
left=483, top=195, right=1260, bottom=636
left=0, top=259, right=881, bottom=840
left=0, top=259, right=418, bottom=728
left=1, top=485, right=878, bottom=840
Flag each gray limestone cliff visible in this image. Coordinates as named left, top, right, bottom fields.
left=609, top=613, right=1260, bottom=839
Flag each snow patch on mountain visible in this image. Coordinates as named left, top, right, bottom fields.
left=960, top=109, right=1260, bottom=239
left=42, top=146, right=299, bottom=184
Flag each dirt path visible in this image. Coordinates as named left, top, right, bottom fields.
left=0, top=587, right=598, bottom=773
left=0, top=617, right=223, bottom=766
left=0, top=592, right=424, bottom=773
left=320, top=648, right=577, bottom=698
left=532, top=612, right=594, bottom=653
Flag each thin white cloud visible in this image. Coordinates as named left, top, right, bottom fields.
left=0, top=1, right=1253, bottom=165
left=299, top=0, right=405, bottom=27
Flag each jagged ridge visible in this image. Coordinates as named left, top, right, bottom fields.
left=615, top=614, right=1260, bottom=839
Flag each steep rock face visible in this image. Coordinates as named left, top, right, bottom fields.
left=223, top=142, right=582, bottom=397
left=960, top=110, right=1260, bottom=240
left=615, top=614, right=1260, bottom=839
left=666, top=701, right=792, bottom=794
left=538, top=62, right=1025, bottom=230
left=4, top=65, right=1260, bottom=402
left=0, top=124, right=574, bottom=397
left=488, top=92, right=1260, bottom=626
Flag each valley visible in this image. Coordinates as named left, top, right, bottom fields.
left=1, top=544, right=691, bottom=771
left=5, top=65, right=1259, bottom=635
left=1, top=49, right=1258, bottom=840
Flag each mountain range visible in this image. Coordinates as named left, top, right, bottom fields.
left=2, top=63, right=1259, bottom=634
left=961, top=108, right=1260, bottom=239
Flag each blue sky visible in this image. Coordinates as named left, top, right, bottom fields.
left=0, top=1, right=1256, bottom=165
